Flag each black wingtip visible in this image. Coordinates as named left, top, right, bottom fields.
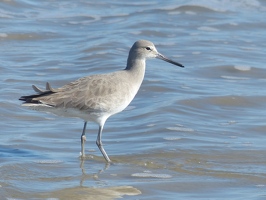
left=19, top=90, right=55, bottom=104
left=19, top=95, right=30, bottom=102
left=19, top=95, right=40, bottom=104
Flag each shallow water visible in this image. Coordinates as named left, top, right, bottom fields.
left=1, top=0, right=266, bottom=199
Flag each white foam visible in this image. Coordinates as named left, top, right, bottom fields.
left=167, top=127, right=194, bottom=132
left=185, top=11, right=196, bottom=15
left=198, top=26, right=219, bottom=32
left=35, top=160, right=63, bottom=164
left=255, top=184, right=265, bottom=187
left=240, top=46, right=260, bottom=51
left=131, top=31, right=142, bottom=35
left=164, top=137, right=181, bottom=141
left=230, top=22, right=238, bottom=26
left=192, top=51, right=201, bottom=55
left=0, top=33, right=8, bottom=37
left=36, top=72, right=47, bottom=76
left=221, top=76, right=249, bottom=80
left=132, top=173, right=172, bottom=179
left=234, top=65, right=251, bottom=71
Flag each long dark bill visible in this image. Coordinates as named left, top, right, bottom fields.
left=156, top=53, right=184, bottom=68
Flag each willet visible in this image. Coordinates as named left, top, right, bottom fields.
left=19, top=40, right=184, bottom=163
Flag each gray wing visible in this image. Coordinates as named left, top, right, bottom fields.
left=22, top=72, right=132, bottom=112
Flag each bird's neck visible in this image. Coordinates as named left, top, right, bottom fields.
left=125, top=56, right=146, bottom=85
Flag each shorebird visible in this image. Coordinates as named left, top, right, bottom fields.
left=19, top=40, right=184, bottom=162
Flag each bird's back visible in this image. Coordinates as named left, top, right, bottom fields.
left=20, top=69, right=143, bottom=122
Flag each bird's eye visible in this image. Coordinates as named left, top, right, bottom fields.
left=145, top=47, right=151, bottom=51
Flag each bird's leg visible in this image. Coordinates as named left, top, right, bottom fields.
left=80, top=121, right=87, bottom=158
left=96, top=125, right=111, bottom=163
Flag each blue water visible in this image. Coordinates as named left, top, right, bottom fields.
left=1, top=0, right=266, bottom=199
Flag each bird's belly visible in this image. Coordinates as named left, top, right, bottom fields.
left=22, top=104, right=108, bottom=124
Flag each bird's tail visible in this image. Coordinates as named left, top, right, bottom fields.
left=19, top=82, right=56, bottom=104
